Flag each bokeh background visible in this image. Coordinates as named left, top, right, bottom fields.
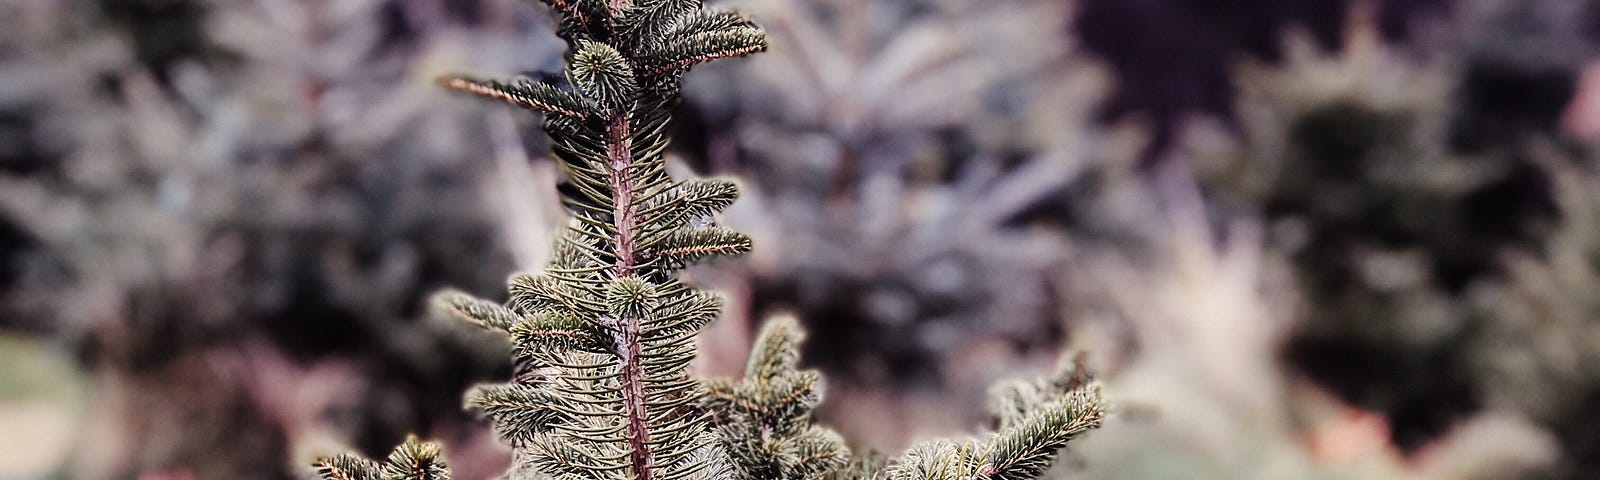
left=2, top=0, right=1598, bottom=478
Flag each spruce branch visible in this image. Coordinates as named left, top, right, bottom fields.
left=432, top=289, right=521, bottom=333
left=466, top=384, right=568, bottom=445
left=819, top=357, right=1106, bottom=480
left=620, top=0, right=697, bottom=52
left=437, top=75, right=595, bottom=120
left=314, top=455, right=382, bottom=480
left=639, top=27, right=770, bottom=77
left=666, top=9, right=757, bottom=40
left=703, top=316, right=850, bottom=480
left=648, top=227, right=754, bottom=269
left=977, top=387, right=1105, bottom=480
left=639, top=178, right=742, bottom=235
left=314, top=436, right=449, bottom=480
left=880, top=356, right=1107, bottom=480
left=384, top=437, right=452, bottom=480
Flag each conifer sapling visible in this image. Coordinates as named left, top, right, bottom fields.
left=312, top=0, right=1106, bottom=477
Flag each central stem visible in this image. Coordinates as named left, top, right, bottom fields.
left=608, top=112, right=638, bottom=278
left=605, top=110, right=654, bottom=480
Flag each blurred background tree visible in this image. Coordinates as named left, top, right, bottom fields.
left=0, top=0, right=562, bottom=477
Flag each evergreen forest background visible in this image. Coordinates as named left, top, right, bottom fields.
left=2, top=0, right=1598, bottom=478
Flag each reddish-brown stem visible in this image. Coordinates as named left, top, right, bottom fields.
left=614, top=316, right=650, bottom=479
left=604, top=110, right=654, bottom=480
left=608, top=112, right=638, bottom=278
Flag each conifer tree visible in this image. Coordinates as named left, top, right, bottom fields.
left=313, top=0, right=1106, bottom=478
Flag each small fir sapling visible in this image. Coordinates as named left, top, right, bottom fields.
left=313, top=0, right=1107, bottom=478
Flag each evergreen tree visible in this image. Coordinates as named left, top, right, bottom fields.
left=314, top=0, right=1106, bottom=478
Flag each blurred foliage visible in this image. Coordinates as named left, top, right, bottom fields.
left=675, top=0, right=1126, bottom=444
left=1074, top=0, right=1453, bottom=159
left=1193, top=0, right=1600, bottom=477
left=0, top=335, right=84, bottom=479
left=0, top=0, right=568, bottom=477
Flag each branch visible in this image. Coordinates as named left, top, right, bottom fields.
left=437, top=75, right=593, bottom=119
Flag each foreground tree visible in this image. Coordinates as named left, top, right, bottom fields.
left=313, top=0, right=1106, bottom=478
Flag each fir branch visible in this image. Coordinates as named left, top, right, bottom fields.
left=666, top=9, right=756, bottom=39
left=432, top=289, right=521, bottom=333
left=647, top=227, right=753, bottom=269
left=639, top=178, right=741, bottom=234
left=881, top=357, right=1108, bottom=480
left=745, top=315, right=804, bottom=382
left=976, top=388, right=1105, bottom=479
left=383, top=437, right=451, bottom=480
left=621, top=0, right=697, bottom=51
left=313, top=455, right=381, bottom=480
left=437, top=75, right=594, bottom=119
left=314, top=437, right=449, bottom=480
left=467, top=384, right=570, bottom=445
left=703, top=316, right=849, bottom=480
left=640, top=27, right=769, bottom=77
